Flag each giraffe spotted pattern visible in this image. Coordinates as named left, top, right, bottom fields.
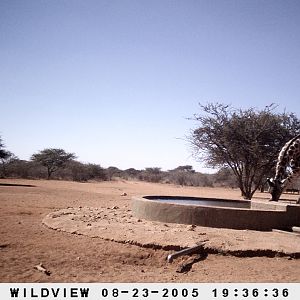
left=268, top=134, right=300, bottom=202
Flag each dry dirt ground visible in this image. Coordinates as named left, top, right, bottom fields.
left=1, top=178, right=300, bottom=283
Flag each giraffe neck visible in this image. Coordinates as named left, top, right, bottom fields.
left=274, top=134, right=300, bottom=183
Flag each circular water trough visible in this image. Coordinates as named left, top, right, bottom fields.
left=132, top=196, right=300, bottom=231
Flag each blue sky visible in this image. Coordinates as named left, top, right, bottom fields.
left=1, top=0, right=300, bottom=172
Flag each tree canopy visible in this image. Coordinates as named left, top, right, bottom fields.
left=0, top=136, right=17, bottom=178
left=169, top=165, right=195, bottom=173
left=31, top=148, right=76, bottom=179
left=189, top=103, right=300, bottom=199
left=0, top=136, right=9, bottom=160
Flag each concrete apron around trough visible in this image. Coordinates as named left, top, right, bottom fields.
left=42, top=206, right=300, bottom=258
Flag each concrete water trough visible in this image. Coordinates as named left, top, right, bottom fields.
left=132, top=195, right=300, bottom=231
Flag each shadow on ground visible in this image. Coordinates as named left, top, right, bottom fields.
left=0, top=183, right=36, bottom=187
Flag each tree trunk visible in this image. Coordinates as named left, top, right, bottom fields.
left=47, top=168, right=51, bottom=180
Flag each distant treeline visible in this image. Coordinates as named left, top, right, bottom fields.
left=0, top=138, right=237, bottom=188
left=0, top=157, right=237, bottom=188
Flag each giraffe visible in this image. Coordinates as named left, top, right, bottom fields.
left=267, top=134, right=300, bottom=203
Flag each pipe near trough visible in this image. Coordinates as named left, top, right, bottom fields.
left=167, top=244, right=205, bottom=263
left=292, top=226, right=300, bottom=233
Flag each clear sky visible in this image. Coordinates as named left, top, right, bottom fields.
left=1, top=0, right=300, bottom=172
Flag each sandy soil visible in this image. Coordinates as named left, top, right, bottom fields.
left=0, top=179, right=300, bottom=282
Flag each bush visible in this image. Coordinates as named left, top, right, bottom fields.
left=56, top=161, right=107, bottom=182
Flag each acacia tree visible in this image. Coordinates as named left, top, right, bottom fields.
left=189, top=103, right=300, bottom=199
left=0, top=136, right=9, bottom=160
left=0, top=151, right=18, bottom=178
left=170, top=165, right=195, bottom=173
left=31, top=148, right=76, bottom=179
left=0, top=136, right=18, bottom=178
